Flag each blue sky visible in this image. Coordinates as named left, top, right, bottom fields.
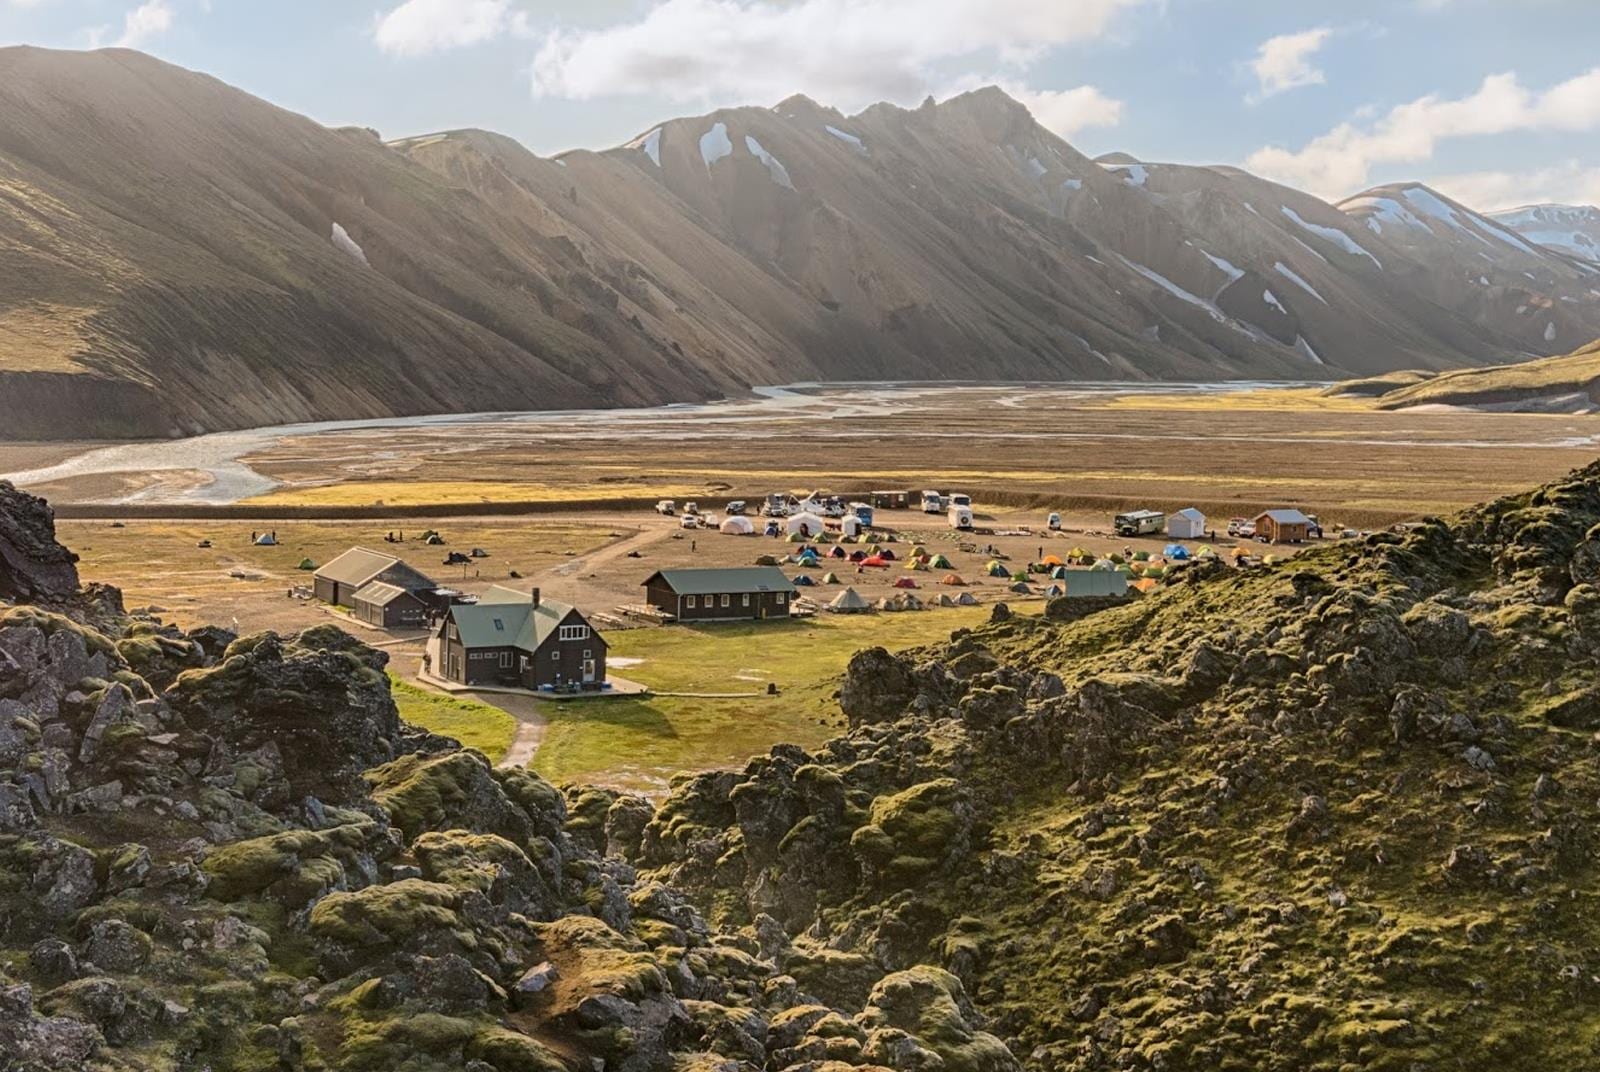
left=3, top=0, right=1598, bottom=210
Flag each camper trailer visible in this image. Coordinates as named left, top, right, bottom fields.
left=849, top=502, right=875, bottom=528
left=949, top=505, right=974, bottom=530
left=922, top=490, right=944, bottom=514
left=1114, top=510, right=1166, bottom=537
left=1047, top=512, right=1062, bottom=531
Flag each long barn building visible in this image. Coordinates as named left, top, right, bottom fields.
left=642, top=567, right=796, bottom=623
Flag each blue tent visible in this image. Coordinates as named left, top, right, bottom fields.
left=793, top=574, right=816, bottom=586
left=1164, top=544, right=1191, bottom=560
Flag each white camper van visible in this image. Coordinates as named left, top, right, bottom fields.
left=949, top=505, right=974, bottom=530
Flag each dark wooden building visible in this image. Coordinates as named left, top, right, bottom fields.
left=435, top=586, right=606, bottom=691
left=352, top=582, right=429, bottom=629
left=1254, top=508, right=1313, bottom=544
left=642, top=567, right=796, bottom=623
left=315, top=547, right=437, bottom=608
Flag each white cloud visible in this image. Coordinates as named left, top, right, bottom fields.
left=87, top=0, right=174, bottom=49
left=527, top=0, right=1142, bottom=111
left=1428, top=161, right=1600, bottom=213
left=998, top=84, right=1125, bottom=138
left=374, top=0, right=511, bottom=58
left=1247, top=67, right=1600, bottom=199
left=1247, top=27, right=1330, bottom=101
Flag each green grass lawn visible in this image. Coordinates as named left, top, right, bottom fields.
left=531, top=607, right=1004, bottom=794
left=389, top=673, right=518, bottom=763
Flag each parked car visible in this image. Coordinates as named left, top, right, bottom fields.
left=684, top=501, right=700, bottom=516
left=1226, top=516, right=1248, bottom=536
left=680, top=515, right=701, bottom=529
left=1237, top=522, right=1256, bottom=539
left=725, top=500, right=746, bottom=515
left=655, top=500, right=676, bottom=516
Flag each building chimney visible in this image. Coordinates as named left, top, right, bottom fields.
left=531, top=587, right=541, bottom=608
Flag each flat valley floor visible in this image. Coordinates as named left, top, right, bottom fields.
left=9, top=382, right=1600, bottom=794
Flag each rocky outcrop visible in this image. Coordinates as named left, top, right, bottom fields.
left=0, top=481, right=80, bottom=604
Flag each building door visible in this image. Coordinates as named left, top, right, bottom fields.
left=582, top=659, right=596, bottom=684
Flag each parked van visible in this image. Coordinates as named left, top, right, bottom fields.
left=1114, top=510, right=1165, bottom=537
left=655, top=500, right=676, bottom=516
left=1047, top=512, right=1062, bottom=531
left=949, top=505, right=974, bottom=530
left=922, top=490, right=944, bottom=514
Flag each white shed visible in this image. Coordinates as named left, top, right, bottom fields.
left=1167, top=507, right=1206, bottom=539
left=839, top=515, right=864, bottom=537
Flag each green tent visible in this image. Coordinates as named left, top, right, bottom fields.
left=297, top=558, right=316, bottom=570
left=821, top=572, right=841, bottom=584
left=929, top=553, right=953, bottom=569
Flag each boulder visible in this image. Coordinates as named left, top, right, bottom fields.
left=0, top=482, right=80, bottom=604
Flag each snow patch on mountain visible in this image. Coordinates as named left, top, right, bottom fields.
left=1546, top=321, right=1558, bottom=342
left=330, top=223, right=368, bottom=267
left=1263, top=289, right=1287, bottom=315
left=744, top=136, right=795, bottom=189
left=1118, top=255, right=1265, bottom=341
left=1101, top=162, right=1148, bottom=186
left=628, top=127, right=663, bottom=167
left=699, top=122, right=733, bottom=168
left=1295, top=335, right=1324, bottom=365
left=824, top=125, right=866, bottom=153
left=1275, top=262, right=1327, bottom=304
left=1281, top=206, right=1381, bottom=268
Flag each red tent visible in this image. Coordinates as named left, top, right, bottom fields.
left=893, top=577, right=918, bottom=588
left=862, top=555, right=891, bottom=568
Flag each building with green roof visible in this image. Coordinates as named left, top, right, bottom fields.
left=434, top=585, right=606, bottom=691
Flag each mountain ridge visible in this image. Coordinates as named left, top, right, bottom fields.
left=3, top=47, right=1600, bottom=440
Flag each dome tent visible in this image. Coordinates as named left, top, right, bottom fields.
left=786, top=513, right=829, bottom=538
left=720, top=515, right=755, bottom=535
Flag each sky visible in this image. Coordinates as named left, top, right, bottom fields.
left=3, top=0, right=1599, bottom=211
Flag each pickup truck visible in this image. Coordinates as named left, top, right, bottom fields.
left=655, top=500, right=676, bottom=516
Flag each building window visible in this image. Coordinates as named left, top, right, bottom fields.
left=559, top=625, right=590, bottom=642
left=686, top=595, right=697, bottom=609
left=776, top=593, right=786, bottom=605
left=742, top=593, right=751, bottom=607
left=720, top=594, right=731, bottom=607
left=582, top=649, right=592, bottom=660
left=492, top=618, right=505, bottom=632
left=551, top=650, right=560, bottom=661
left=500, top=652, right=512, bottom=669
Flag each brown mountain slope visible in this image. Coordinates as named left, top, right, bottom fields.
left=4, top=49, right=1600, bottom=439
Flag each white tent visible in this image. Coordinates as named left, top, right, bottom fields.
left=785, top=512, right=829, bottom=538
left=720, top=515, right=755, bottom=535
left=826, top=587, right=873, bottom=614
left=1167, top=507, right=1206, bottom=539
left=839, top=515, right=864, bottom=537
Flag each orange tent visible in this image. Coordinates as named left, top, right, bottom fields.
left=1040, top=554, right=1065, bottom=567
left=1133, top=578, right=1159, bottom=593
left=940, top=573, right=967, bottom=586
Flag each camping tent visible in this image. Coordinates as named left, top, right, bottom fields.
left=1132, top=550, right=1151, bottom=562
left=840, top=516, right=864, bottom=537
left=957, top=592, right=979, bottom=606
left=821, top=572, right=841, bottom=584
left=827, top=587, right=873, bottom=614
left=1040, top=554, right=1065, bottom=567
left=894, top=577, right=918, bottom=589
left=793, top=575, right=815, bottom=586
left=910, top=544, right=929, bottom=559
left=862, top=556, right=891, bottom=568
left=929, top=554, right=953, bottom=569
left=1045, top=584, right=1063, bottom=598
left=941, top=573, right=966, bottom=586
left=296, top=558, right=316, bottom=570
left=1133, top=578, right=1159, bottom=593
left=877, top=596, right=904, bottom=612
left=1164, top=544, right=1191, bottom=560
left=849, top=550, right=869, bottom=562
left=905, top=559, right=929, bottom=571
left=786, top=513, right=828, bottom=538
left=829, top=545, right=847, bottom=558
left=1008, top=581, right=1032, bottom=593
left=786, top=532, right=810, bottom=543
left=1167, top=507, right=1207, bottom=539
left=877, top=548, right=897, bottom=561
left=1092, top=558, right=1117, bottom=571
left=1050, top=566, right=1068, bottom=580
left=720, top=515, right=755, bottom=535
left=755, top=554, right=780, bottom=566
left=254, top=533, right=277, bottom=546
left=938, top=593, right=958, bottom=607
left=1196, top=545, right=1218, bottom=559
left=985, top=560, right=1011, bottom=578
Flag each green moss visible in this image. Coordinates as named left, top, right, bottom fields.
left=364, top=751, right=497, bottom=844
left=307, top=880, right=474, bottom=960
left=202, top=821, right=379, bottom=903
